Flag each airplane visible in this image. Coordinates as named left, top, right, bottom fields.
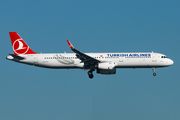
left=6, top=32, right=174, bottom=79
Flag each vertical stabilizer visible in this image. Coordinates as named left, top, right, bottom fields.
left=9, top=32, right=36, bottom=55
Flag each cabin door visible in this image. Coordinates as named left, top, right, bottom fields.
left=152, top=53, right=157, bottom=62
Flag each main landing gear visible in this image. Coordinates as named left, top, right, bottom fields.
left=87, top=65, right=95, bottom=79
left=152, top=67, right=156, bottom=76
left=88, top=71, right=94, bottom=79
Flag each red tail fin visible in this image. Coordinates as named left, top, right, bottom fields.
left=9, top=32, right=37, bottom=55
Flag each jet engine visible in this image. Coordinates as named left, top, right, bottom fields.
left=97, top=62, right=116, bottom=74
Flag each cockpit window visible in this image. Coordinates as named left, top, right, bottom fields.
left=161, top=56, right=167, bottom=58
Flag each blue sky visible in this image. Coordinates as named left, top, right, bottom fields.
left=1, top=0, right=180, bottom=120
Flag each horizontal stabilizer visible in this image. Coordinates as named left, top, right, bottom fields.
left=9, top=54, right=25, bottom=60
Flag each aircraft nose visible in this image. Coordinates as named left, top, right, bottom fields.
left=165, top=59, right=174, bottom=66
left=169, top=59, right=174, bottom=65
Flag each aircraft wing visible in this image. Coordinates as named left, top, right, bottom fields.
left=67, top=40, right=100, bottom=63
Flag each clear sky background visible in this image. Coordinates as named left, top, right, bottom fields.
left=1, top=0, right=180, bottom=120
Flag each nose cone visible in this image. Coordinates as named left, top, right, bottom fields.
left=164, top=58, right=174, bottom=66
left=169, top=59, right=174, bottom=65
left=166, top=58, right=174, bottom=66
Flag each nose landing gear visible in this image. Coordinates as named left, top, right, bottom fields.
left=152, top=67, right=156, bottom=76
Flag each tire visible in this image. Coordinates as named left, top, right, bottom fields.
left=88, top=71, right=92, bottom=75
left=89, top=74, right=94, bottom=79
left=153, top=73, right=156, bottom=76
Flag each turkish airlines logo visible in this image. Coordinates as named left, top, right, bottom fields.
left=13, top=39, right=29, bottom=54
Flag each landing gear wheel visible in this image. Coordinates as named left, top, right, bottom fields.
left=88, top=71, right=94, bottom=79
left=89, top=74, right=94, bottom=79
left=152, top=68, right=156, bottom=76
left=88, top=71, right=92, bottom=75
left=153, top=73, right=156, bottom=76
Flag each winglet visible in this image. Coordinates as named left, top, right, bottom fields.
left=67, top=40, right=74, bottom=49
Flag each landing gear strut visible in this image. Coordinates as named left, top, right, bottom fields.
left=88, top=71, right=94, bottom=79
left=87, top=65, right=95, bottom=79
left=152, top=67, right=156, bottom=76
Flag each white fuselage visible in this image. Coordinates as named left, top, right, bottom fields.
left=6, top=52, right=174, bottom=69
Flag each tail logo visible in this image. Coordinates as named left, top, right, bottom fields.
left=13, top=39, right=29, bottom=54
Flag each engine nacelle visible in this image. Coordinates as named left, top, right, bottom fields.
left=97, top=62, right=116, bottom=74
